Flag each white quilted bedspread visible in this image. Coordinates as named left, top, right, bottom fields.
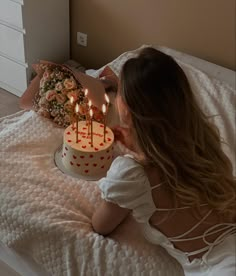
left=0, top=46, right=235, bottom=276
left=0, top=111, right=184, bottom=276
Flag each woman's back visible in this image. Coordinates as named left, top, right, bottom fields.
left=93, top=47, right=236, bottom=275
left=146, top=166, right=235, bottom=261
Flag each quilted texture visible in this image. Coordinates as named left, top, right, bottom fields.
left=0, top=111, right=184, bottom=275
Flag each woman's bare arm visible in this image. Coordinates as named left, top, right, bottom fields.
left=92, top=200, right=130, bottom=235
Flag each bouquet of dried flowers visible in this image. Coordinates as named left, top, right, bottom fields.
left=33, top=62, right=103, bottom=127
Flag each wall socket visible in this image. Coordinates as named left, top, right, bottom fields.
left=77, top=32, right=87, bottom=47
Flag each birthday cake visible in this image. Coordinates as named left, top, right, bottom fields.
left=61, top=121, right=114, bottom=177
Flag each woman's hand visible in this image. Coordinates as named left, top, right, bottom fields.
left=99, top=66, right=118, bottom=92
left=100, top=77, right=118, bottom=92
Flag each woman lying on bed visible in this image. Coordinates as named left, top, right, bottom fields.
left=92, top=47, right=236, bottom=276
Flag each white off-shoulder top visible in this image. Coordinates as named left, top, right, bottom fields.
left=98, top=155, right=236, bottom=275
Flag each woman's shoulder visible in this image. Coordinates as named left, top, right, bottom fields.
left=114, top=153, right=143, bottom=166
left=97, top=154, right=153, bottom=210
left=108, top=154, right=145, bottom=179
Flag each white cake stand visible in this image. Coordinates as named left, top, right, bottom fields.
left=54, top=145, right=107, bottom=181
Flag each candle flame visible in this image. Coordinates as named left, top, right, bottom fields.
left=88, top=100, right=92, bottom=108
left=84, top=88, right=88, bottom=97
left=102, top=104, right=106, bottom=114
left=105, top=93, right=110, bottom=104
left=75, top=103, right=79, bottom=113
left=70, top=96, right=74, bottom=104
left=89, top=109, right=93, bottom=118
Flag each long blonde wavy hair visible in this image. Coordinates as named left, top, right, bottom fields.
left=120, top=47, right=236, bottom=220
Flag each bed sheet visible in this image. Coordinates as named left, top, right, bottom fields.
left=0, top=45, right=235, bottom=276
left=0, top=241, right=49, bottom=276
left=0, top=113, right=183, bottom=276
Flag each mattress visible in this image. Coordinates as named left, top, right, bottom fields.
left=0, top=45, right=235, bottom=276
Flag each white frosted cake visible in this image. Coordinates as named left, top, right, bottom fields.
left=61, top=121, right=114, bottom=177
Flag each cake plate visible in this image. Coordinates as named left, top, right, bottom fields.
left=54, top=145, right=107, bottom=181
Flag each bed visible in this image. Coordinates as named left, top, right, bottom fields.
left=0, top=45, right=235, bottom=276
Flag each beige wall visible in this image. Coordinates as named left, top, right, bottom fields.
left=70, top=0, right=236, bottom=70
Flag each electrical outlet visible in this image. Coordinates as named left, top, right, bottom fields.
left=77, top=32, right=87, bottom=47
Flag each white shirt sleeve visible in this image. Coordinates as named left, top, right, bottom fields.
left=97, top=155, right=156, bottom=223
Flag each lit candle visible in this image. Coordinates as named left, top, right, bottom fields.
left=70, top=96, right=74, bottom=105
left=84, top=88, right=88, bottom=97
left=88, top=100, right=92, bottom=109
left=89, top=109, right=93, bottom=147
left=105, top=93, right=110, bottom=109
left=70, top=96, right=75, bottom=129
left=102, top=104, right=107, bottom=142
left=87, top=100, right=92, bottom=135
left=75, top=103, right=79, bottom=143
